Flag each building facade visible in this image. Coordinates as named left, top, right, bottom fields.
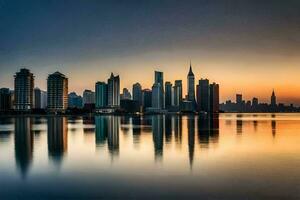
left=133, top=83, right=142, bottom=106
left=196, top=79, right=210, bottom=112
left=14, top=68, right=34, bottom=110
left=95, top=82, right=108, bottom=108
left=173, top=80, right=182, bottom=107
left=0, top=88, right=11, bottom=111
left=187, top=64, right=195, bottom=103
left=107, top=73, right=120, bottom=107
left=209, top=83, right=219, bottom=113
left=165, top=82, right=172, bottom=109
left=47, top=72, right=68, bottom=112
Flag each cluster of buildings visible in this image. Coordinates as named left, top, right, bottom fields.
left=220, top=91, right=300, bottom=112
left=0, top=64, right=219, bottom=114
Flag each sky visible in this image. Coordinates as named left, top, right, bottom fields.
left=0, top=0, right=300, bottom=104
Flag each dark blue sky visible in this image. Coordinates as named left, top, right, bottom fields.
left=1, top=0, right=300, bottom=103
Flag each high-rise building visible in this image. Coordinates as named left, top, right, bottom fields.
left=47, top=72, right=68, bottom=112
left=95, top=82, right=108, bottom=108
left=107, top=73, right=120, bottom=107
left=120, top=88, right=131, bottom=100
left=142, top=89, right=152, bottom=109
left=173, top=80, right=182, bottom=107
left=133, top=83, right=142, bottom=106
left=14, top=68, right=34, bottom=110
left=83, top=90, right=95, bottom=106
left=187, top=63, right=195, bottom=103
left=68, top=92, right=83, bottom=108
left=271, top=90, right=276, bottom=106
left=152, top=83, right=163, bottom=109
left=252, top=97, right=258, bottom=107
left=209, top=83, right=219, bottom=113
left=165, top=82, right=172, bottom=108
left=196, top=79, right=210, bottom=112
left=153, top=71, right=164, bottom=109
left=0, top=88, right=11, bottom=111
left=33, top=88, right=47, bottom=109
left=236, top=94, right=243, bottom=105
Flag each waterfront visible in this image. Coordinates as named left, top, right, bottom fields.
left=0, top=113, right=300, bottom=199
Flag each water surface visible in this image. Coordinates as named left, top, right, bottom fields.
left=0, top=113, right=300, bottom=199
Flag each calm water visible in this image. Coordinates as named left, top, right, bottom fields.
left=0, top=113, right=300, bottom=199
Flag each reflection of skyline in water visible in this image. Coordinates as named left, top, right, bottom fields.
left=198, top=114, right=219, bottom=149
left=152, top=115, right=164, bottom=162
left=47, top=117, right=68, bottom=165
left=14, top=117, right=33, bottom=178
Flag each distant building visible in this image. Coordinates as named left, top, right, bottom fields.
left=34, top=88, right=47, bottom=109
left=142, top=89, right=152, bottom=109
left=236, top=94, right=243, bottom=104
left=154, top=71, right=164, bottom=109
left=68, top=92, right=82, bottom=108
left=83, top=89, right=95, bottom=106
left=120, top=99, right=139, bottom=113
left=0, top=88, right=11, bottom=111
left=252, top=97, right=258, bottom=107
left=47, top=72, right=68, bottom=112
left=187, top=63, right=195, bottom=103
left=173, top=80, right=182, bottom=107
left=271, top=90, right=276, bottom=106
left=165, top=82, right=172, bottom=109
left=152, top=83, right=163, bottom=109
left=14, top=68, right=34, bottom=110
left=209, top=83, right=219, bottom=113
left=196, top=79, right=210, bottom=112
left=120, top=88, right=131, bottom=100
left=95, top=82, right=108, bottom=108
left=132, top=83, right=142, bottom=106
left=107, top=73, right=120, bottom=107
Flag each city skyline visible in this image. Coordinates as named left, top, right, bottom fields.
left=1, top=1, right=300, bottom=105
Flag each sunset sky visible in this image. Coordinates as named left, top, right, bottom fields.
left=0, top=0, right=300, bottom=104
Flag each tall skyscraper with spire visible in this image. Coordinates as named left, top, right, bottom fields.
left=187, top=62, right=195, bottom=104
left=271, top=89, right=276, bottom=106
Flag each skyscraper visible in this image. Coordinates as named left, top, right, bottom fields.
left=47, top=71, right=68, bottom=112
left=0, top=88, right=11, bottom=111
left=196, top=79, right=210, bottom=112
left=165, top=82, right=172, bottom=109
left=271, top=90, right=276, bottom=106
left=154, top=71, right=164, bottom=109
left=33, top=88, right=43, bottom=109
left=107, top=73, right=120, bottom=107
left=14, top=68, right=34, bottom=111
left=187, top=63, right=195, bottom=103
left=152, top=83, right=163, bottom=109
left=133, top=83, right=142, bottom=106
left=209, top=83, right=219, bottom=113
left=142, top=89, right=152, bottom=109
left=95, top=82, right=108, bottom=108
left=68, top=92, right=83, bottom=108
left=83, top=89, right=95, bottom=106
left=120, top=88, right=131, bottom=100
left=173, top=80, right=182, bottom=107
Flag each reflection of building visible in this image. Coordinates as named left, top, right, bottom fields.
left=197, top=114, right=219, bottom=148
left=95, top=116, right=108, bottom=146
left=14, top=117, right=33, bottom=177
left=47, top=117, right=68, bottom=164
left=152, top=115, right=164, bottom=161
left=271, top=114, right=276, bottom=137
left=187, top=116, right=195, bottom=168
left=165, top=115, right=172, bottom=143
left=107, top=116, right=119, bottom=157
left=132, top=116, right=142, bottom=145
left=173, top=115, right=182, bottom=145
left=47, top=72, right=68, bottom=112
left=14, top=68, right=34, bottom=111
left=236, top=115, right=243, bottom=134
